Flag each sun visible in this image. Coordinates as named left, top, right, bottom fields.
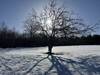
left=46, top=18, right=52, bottom=27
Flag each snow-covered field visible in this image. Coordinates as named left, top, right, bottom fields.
left=0, top=45, right=100, bottom=75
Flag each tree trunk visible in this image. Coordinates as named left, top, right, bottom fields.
left=48, top=44, right=53, bottom=54
left=47, top=36, right=54, bottom=54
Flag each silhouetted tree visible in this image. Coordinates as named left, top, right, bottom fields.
left=25, top=0, right=96, bottom=54
left=0, top=22, right=17, bottom=47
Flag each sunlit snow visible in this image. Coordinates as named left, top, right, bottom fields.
left=0, top=45, right=100, bottom=75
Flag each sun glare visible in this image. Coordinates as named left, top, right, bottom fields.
left=46, top=18, right=52, bottom=27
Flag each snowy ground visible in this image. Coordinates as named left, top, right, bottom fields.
left=0, top=45, right=100, bottom=75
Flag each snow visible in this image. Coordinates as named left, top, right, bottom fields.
left=0, top=45, right=100, bottom=75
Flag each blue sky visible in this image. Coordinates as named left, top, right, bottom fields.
left=0, top=0, right=100, bottom=34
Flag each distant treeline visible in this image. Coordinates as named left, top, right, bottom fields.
left=0, top=24, right=100, bottom=48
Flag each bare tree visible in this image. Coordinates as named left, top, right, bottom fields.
left=25, top=0, right=95, bottom=54
left=24, top=9, right=40, bottom=38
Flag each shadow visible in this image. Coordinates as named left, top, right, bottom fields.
left=44, top=54, right=73, bottom=75
left=24, top=55, right=49, bottom=75
left=44, top=55, right=100, bottom=75
left=44, top=52, right=64, bottom=55
left=23, top=54, right=100, bottom=75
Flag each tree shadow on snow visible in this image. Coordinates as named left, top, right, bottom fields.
left=44, top=54, right=73, bottom=75
left=24, top=53, right=100, bottom=75
left=24, top=55, right=49, bottom=75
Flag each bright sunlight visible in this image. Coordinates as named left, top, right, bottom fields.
left=46, top=18, right=52, bottom=27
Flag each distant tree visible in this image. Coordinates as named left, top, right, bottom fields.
left=0, top=22, right=18, bottom=47
left=25, top=0, right=96, bottom=54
